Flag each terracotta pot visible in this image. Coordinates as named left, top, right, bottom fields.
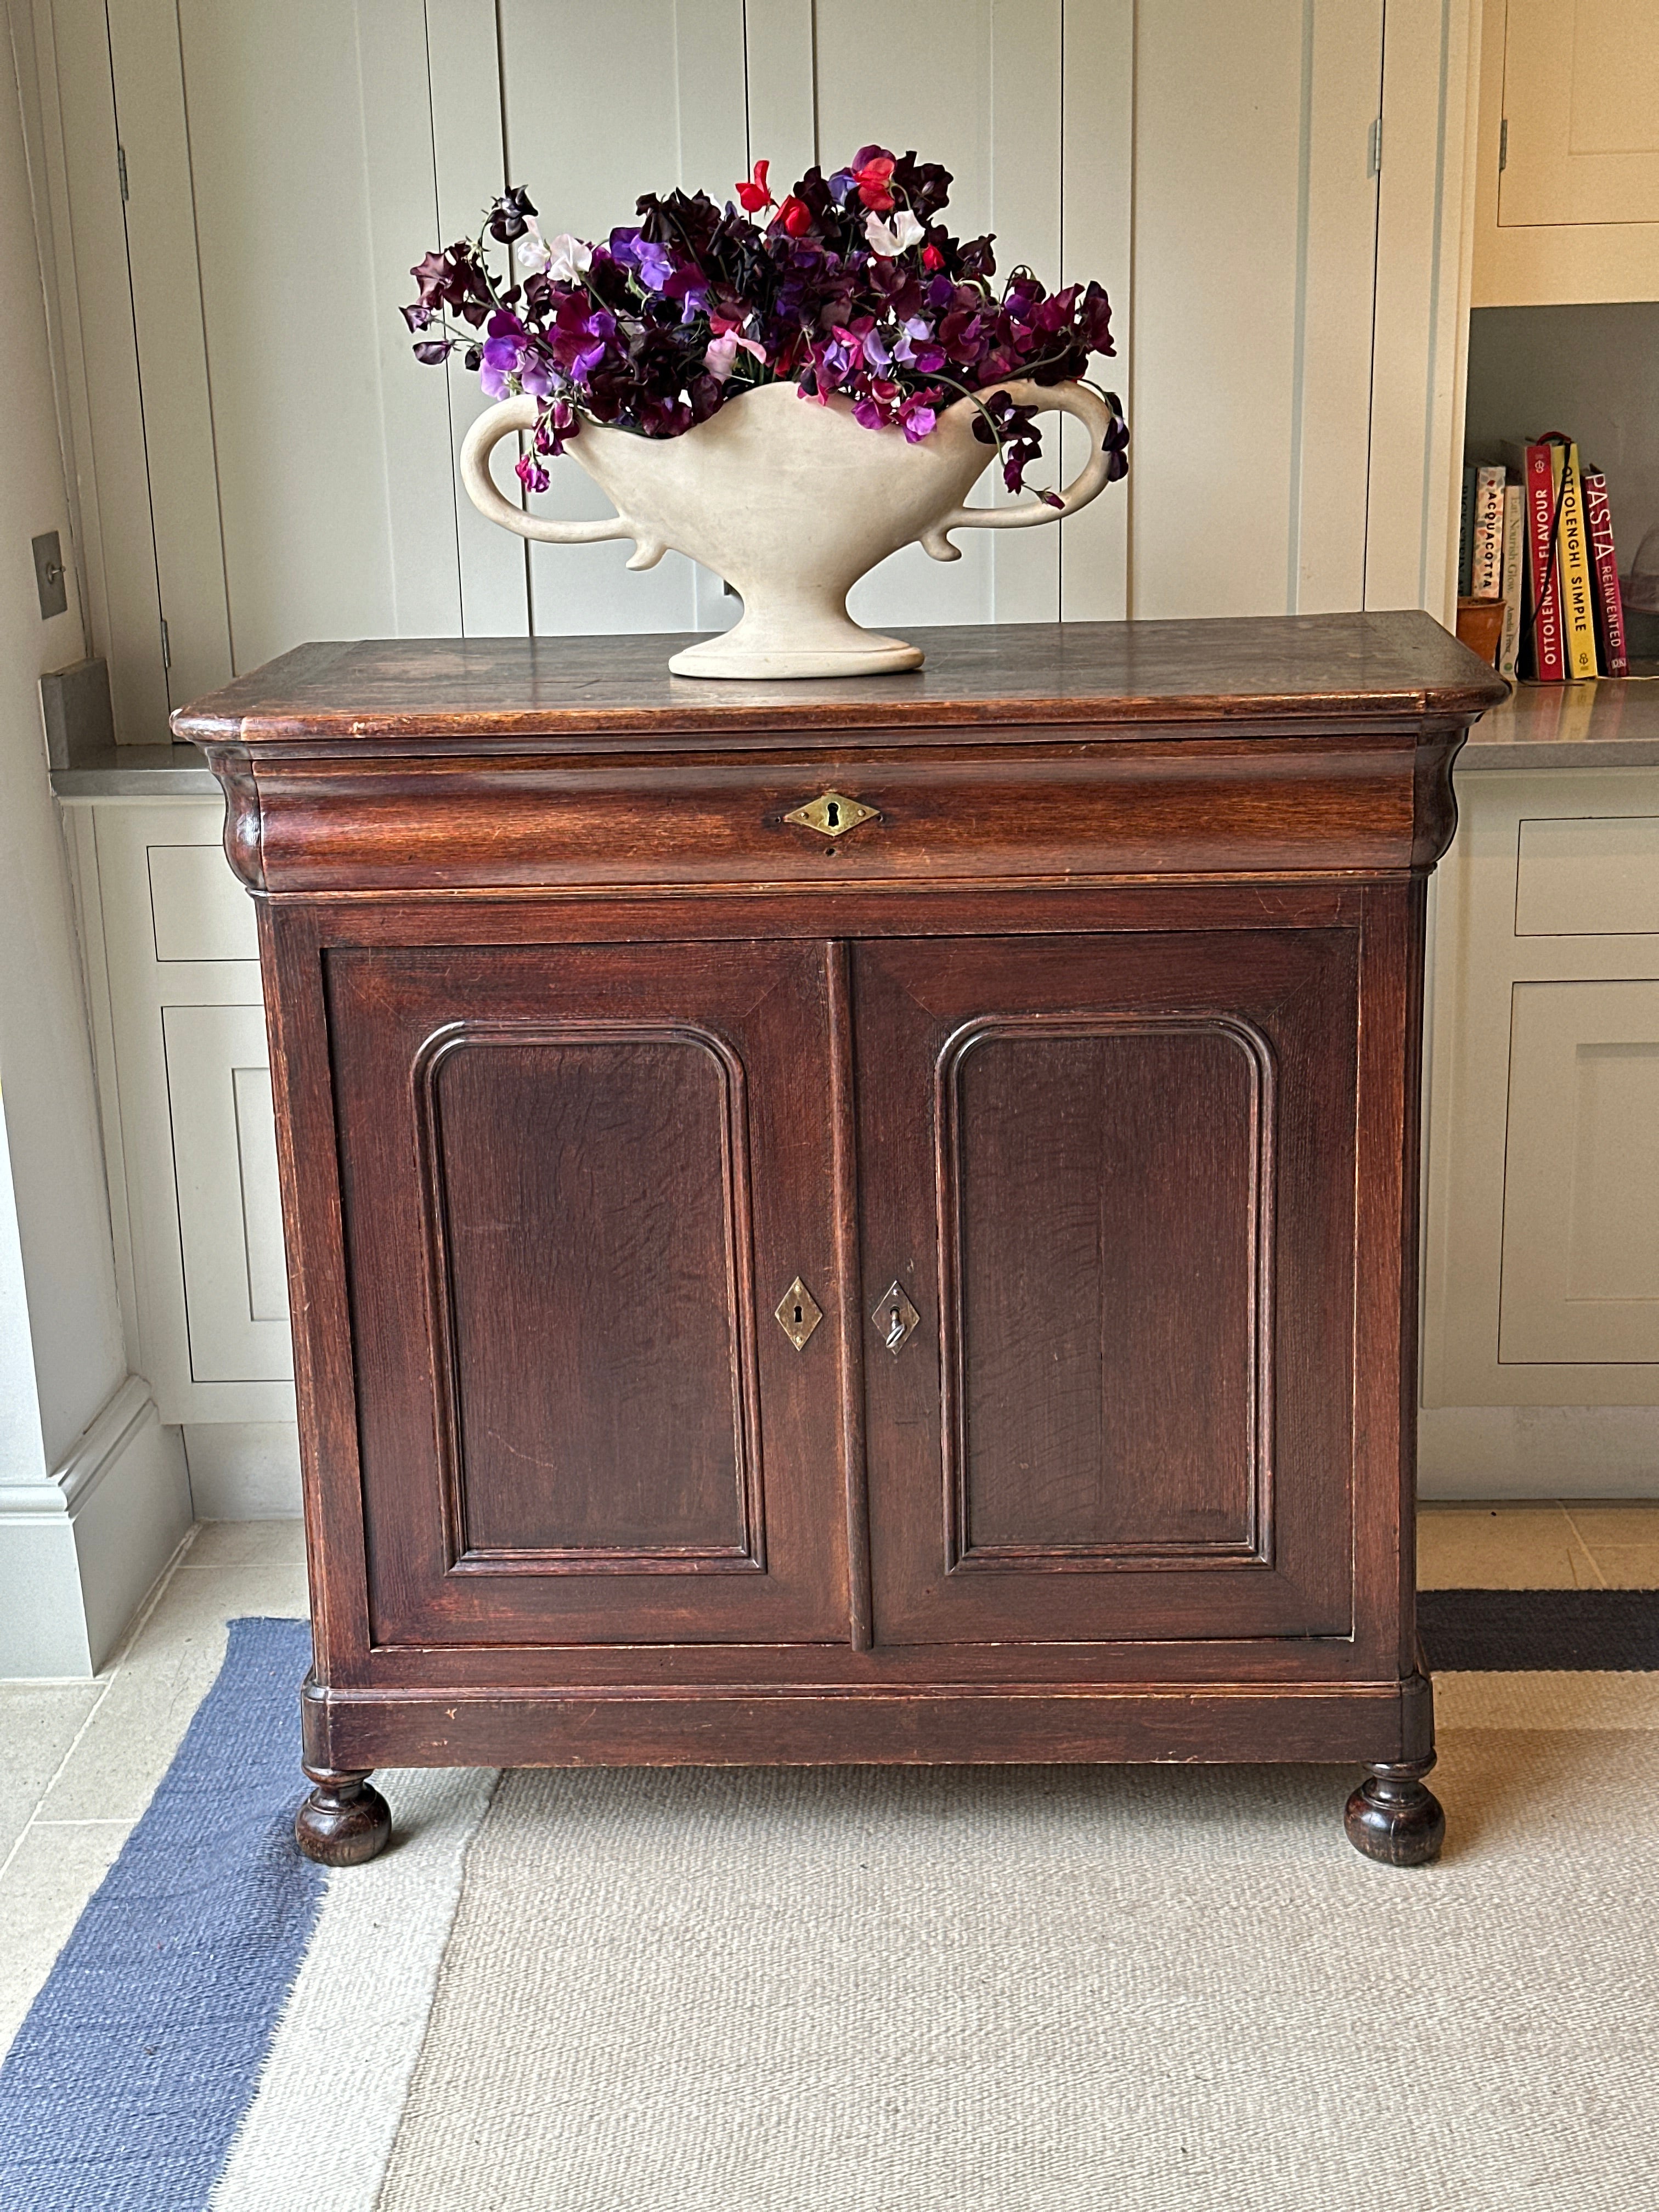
left=460, top=377, right=1120, bottom=679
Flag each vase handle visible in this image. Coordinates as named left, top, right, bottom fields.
left=459, top=396, right=664, bottom=569
left=919, top=380, right=1121, bottom=563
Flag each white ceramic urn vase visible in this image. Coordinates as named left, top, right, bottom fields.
left=460, top=377, right=1119, bottom=680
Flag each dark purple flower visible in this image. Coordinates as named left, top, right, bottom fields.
left=487, top=186, right=537, bottom=244
left=1102, top=408, right=1130, bottom=482
left=412, top=339, right=453, bottom=365
left=1079, top=281, right=1116, bottom=357
left=890, top=152, right=953, bottom=220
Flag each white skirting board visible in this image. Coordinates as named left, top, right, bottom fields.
left=1419, top=1406, right=1659, bottom=1499
left=0, top=1375, right=191, bottom=1676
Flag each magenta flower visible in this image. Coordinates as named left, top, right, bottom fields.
left=546, top=294, right=615, bottom=380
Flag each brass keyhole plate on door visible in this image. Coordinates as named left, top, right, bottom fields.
left=873, top=1281, right=921, bottom=1355
left=774, top=1276, right=823, bottom=1351
left=783, top=790, right=880, bottom=838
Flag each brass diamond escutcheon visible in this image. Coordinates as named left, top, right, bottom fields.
left=873, top=1281, right=921, bottom=1356
left=774, top=1276, right=823, bottom=1351
left=783, top=791, right=880, bottom=838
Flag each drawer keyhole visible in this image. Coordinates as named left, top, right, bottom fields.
left=783, top=790, right=881, bottom=839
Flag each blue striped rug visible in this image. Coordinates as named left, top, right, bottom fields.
left=0, top=1621, right=322, bottom=2210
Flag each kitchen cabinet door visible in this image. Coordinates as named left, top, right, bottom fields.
left=1498, top=979, right=1659, bottom=1367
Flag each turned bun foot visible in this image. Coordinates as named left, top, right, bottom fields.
left=295, top=1768, right=392, bottom=1866
left=1345, top=1756, right=1444, bottom=1867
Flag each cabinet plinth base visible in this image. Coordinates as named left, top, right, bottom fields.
left=295, top=1768, right=392, bottom=1866
left=1344, top=1756, right=1445, bottom=1866
left=300, top=1673, right=1436, bottom=1781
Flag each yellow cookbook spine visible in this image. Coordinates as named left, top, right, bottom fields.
left=1556, top=442, right=1599, bottom=680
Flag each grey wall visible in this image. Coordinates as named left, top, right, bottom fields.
left=1464, top=303, right=1659, bottom=586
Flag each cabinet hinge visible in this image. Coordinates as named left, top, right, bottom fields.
left=1367, top=116, right=1383, bottom=179
left=117, top=142, right=129, bottom=201
left=160, top=615, right=171, bottom=672
left=1498, top=117, right=1508, bottom=173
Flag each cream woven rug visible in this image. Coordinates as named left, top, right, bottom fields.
left=13, top=1645, right=1651, bottom=2211
left=351, top=1671, right=1654, bottom=2212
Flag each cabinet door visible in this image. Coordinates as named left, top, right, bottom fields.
left=1499, top=0, right=1659, bottom=229
left=1498, top=980, right=1659, bottom=1365
left=327, top=940, right=847, bottom=1646
left=855, top=932, right=1359, bottom=1646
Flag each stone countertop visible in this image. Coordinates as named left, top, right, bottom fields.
left=51, top=743, right=221, bottom=798
left=1458, top=677, right=1659, bottom=769
left=50, top=677, right=1659, bottom=794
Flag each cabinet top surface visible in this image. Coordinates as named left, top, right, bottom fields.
left=173, top=614, right=1505, bottom=753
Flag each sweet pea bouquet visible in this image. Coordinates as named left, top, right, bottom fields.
left=403, top=145, right=1128, bottom=501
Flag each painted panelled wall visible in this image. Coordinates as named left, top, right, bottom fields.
left=28, top=0, right=1477, bottom=738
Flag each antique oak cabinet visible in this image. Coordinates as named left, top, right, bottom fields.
left=177, top=615, right=1506, bottom=1867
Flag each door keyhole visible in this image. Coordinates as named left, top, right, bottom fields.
left=825, top=801, right=841, bottom=829
left=873, top=1280, right=919, bottom=1355
left=793, top=1302, right=804, bottom=1326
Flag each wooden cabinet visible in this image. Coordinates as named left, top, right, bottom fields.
left=177, top=614, right=1505, bottom=1866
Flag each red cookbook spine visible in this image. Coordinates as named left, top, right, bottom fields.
left=1524, top=442, right=1565, bottom=682
left=1581, top=470, right=1628, bottom=679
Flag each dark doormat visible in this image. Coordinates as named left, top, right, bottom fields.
left=1419, top=1588, right=1659, bottom=1671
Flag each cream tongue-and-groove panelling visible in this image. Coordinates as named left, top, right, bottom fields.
left=16, top=0, right=1481, bottom=734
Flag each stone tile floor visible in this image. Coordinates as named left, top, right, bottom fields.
left=1, top=1504, right=1655, bottom=2064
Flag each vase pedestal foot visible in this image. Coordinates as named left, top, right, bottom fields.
left=668, top=609, right=923, bottom=681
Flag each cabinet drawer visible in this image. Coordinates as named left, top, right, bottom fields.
left=1515, top=816, right=1659, bottom=936
left=249, top=741, right=1418, bottom=891
left=148, top=842, right=258, bottom=960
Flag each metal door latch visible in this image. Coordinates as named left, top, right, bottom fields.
left=873, top=1280, right=920, bottom=1355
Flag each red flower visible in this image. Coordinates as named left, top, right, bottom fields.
left=921, top=242, right=944, bottom=271
left=735, top=159, right=773, bottom=213
left=853, top=153, right=896, bottom=211
left=774, top=194, right=813, bottom=237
